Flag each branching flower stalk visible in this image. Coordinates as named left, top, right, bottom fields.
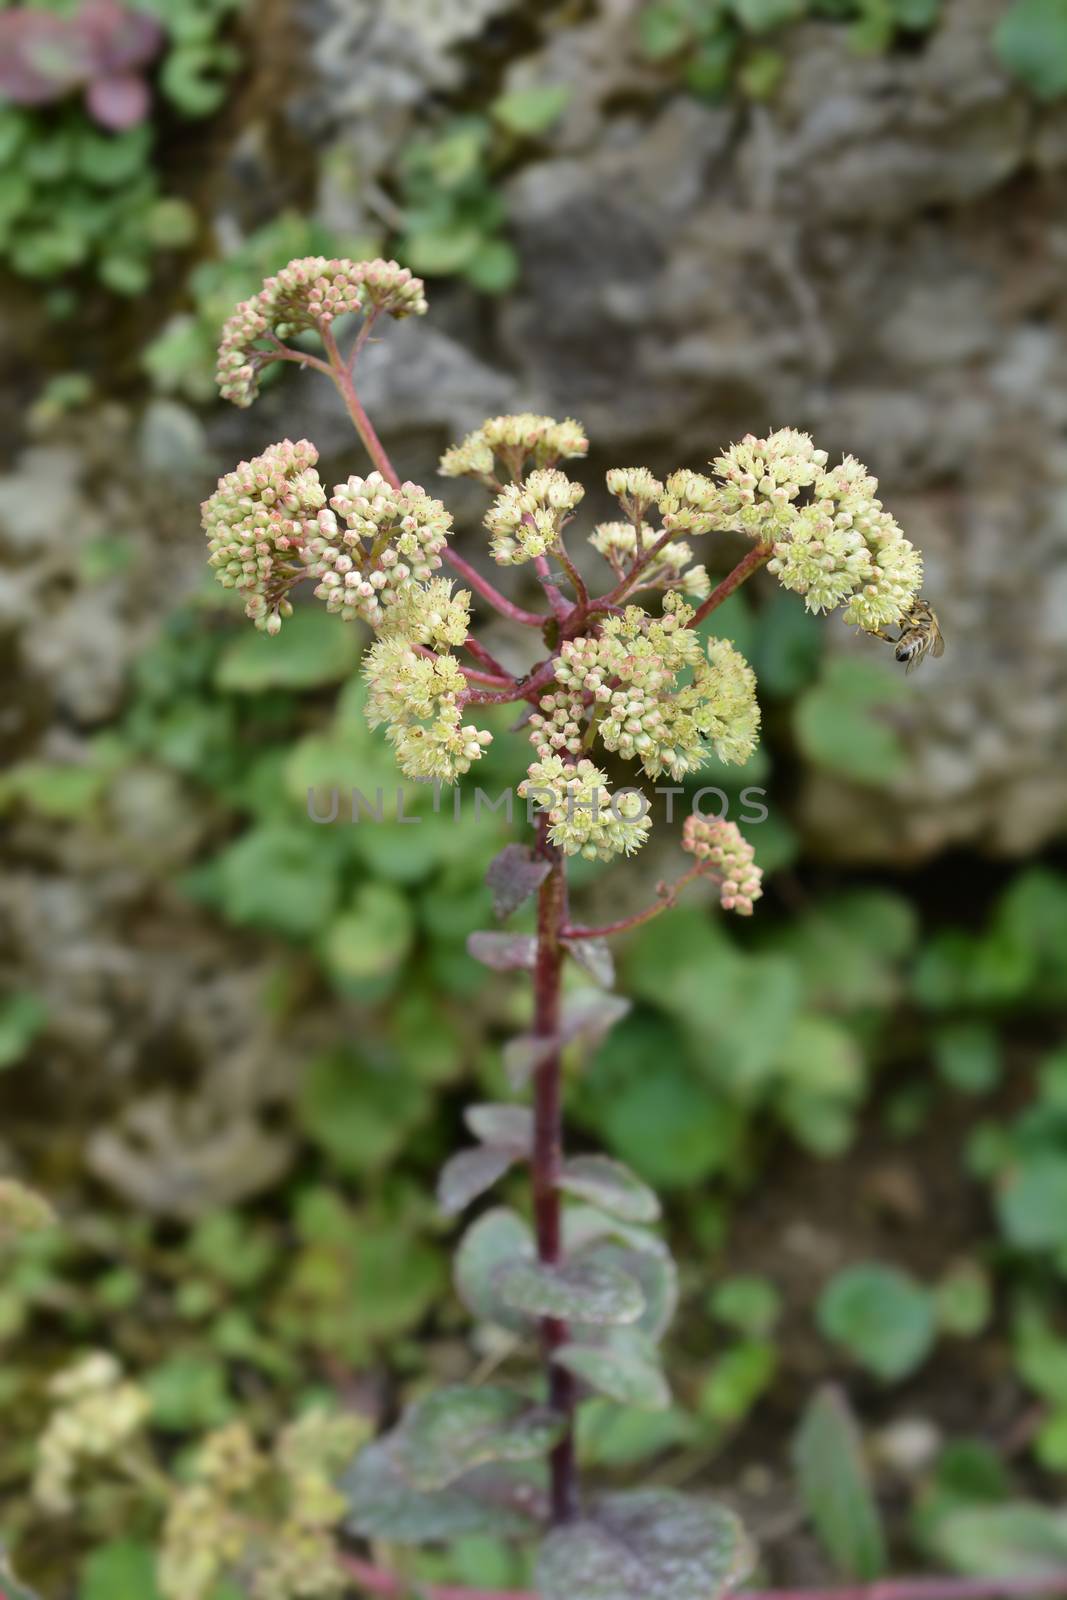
left=201, top=257, right=931, bottom=1600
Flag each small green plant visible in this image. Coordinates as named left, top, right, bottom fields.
left=0, top=0, right=241, bottom=297
left=191, top=252, right=934, bottom=1598
left=638, top=0, right=942, bottom=101
left=393, top=84, right=570, bottom=296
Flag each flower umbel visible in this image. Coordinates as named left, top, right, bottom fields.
left=519, top=756, right=652, bottom=861
left=363, top=639, right=492, bottom=782
left=440, top=413, right=589, bottom=485
left=590, top=520, right=710, bottom=598
left=33, top=1354, right=151, bottom=1515
left=216, top=256, right=426, bottom=407
left=533, top=599, right=760, bottom=781
left=484, top=468, right=585, bottom=565
left=201, top=439, right=324, bottom=634
left=308, top=472, right=454, bottom=631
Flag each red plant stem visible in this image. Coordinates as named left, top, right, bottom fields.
left=462, top=635, right=514, bottom=680
left=461, top=656, right=558, bottom=708
left=688, top=543, right=773, bottom=629
left=322, top=327, right=544, bottom=630
left=561, top=863, right=706, bottom=941
left=266, top=339, right=334, bottom=378
left=446, top=549, right=547, bottom=629
left=532, top=814, right=577, bottom=1525
left=338, top=1558, right=1067, bottom=1600
left=411, top=643, right=510, bottom=688
left=555, top=541, right=590, bottom=610
left=535, top=553, right=571, bottom=621
left=601, top=523, right=680, bottom=603
left=323, top=325, right=404, bottom=490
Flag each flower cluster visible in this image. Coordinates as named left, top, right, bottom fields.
left=589, top=521, right=710, bottom=597
left=217, top=257, right=427, bottom=407
left=0, top=1177, right=54, bottom=1244
left=712, top=428, right=827, bottom=542
left=377, top=575, right=470, bottom=649
left=159, top=1412, right=364, bottom=1600
left=682, top=815, right=763, bottom=915
left=657, top=468, right=724, bottom=536
left=484, top=468, right=585, bottom=565
left=202, top=440, right=325, bottom=634
left=711, top=431, right=922, bottom=627
left=605, top=467, right=664, bottom=521
left=533, top=600, right=760, bottom=781
left=33, top=1353, right=150, bottom=1515
left=308, top=472, right=453, bottom=631
left=160, top=1481, right=247, bottom=1600
left=363, top=639, right=492, bottom=781
left=440, top=413, right=588, bottom=485
left=767, top=455, right=923, bottom=627
left=519, top=756, right=651, bottom=861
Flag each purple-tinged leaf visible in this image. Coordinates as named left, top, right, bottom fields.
left=465, top=1103, right=534, bottom=1154
left=577, top=1240, right=679, bottom=1343
left=81, top=0, right=163, bottom=73
left=467, top=930, right=538, bottom=971
left=486, top=843, right=550, bottom=920
left=562, top=991, right=630, bottom=1052
left=438, top=1146, right=516, bottom=1216
left=86, top=70, right=149, bottom=129
left=342, top=1441, right=545, bottom=1543
left=454, top=1207, right=537, bottom=1333
left=564, top=936, right=615, bottom=988
left=494, top=1256, right=645, bottom=1326
left=554, top=1328, right=671, bottom=1412
left=0, top=13, right=92, bottom=103
left=505, top=993, right=631, bottom=1088
left=503, top=1031, right=552, bottom=1089
left=537, top=1489, right=753, bottom=1600
left=563, top=1204, right=670, bottom=1262
left=391, top=1385, right=567, bottom=1491
left=558, top=1156, right=660, bottom=1224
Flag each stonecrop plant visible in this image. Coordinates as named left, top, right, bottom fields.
left=199, top=256, right=928, bottom=1600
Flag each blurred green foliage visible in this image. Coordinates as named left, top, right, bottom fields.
left=638, top=0, right=942, bottom=101
left=995, top=0, right=1067, bottom=100
left=0, top=0, right=241, bottom=299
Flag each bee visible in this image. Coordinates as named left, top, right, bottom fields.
left=867, top=598, right=944, bottom=672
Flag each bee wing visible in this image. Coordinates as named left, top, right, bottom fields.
left=931, top=631, right=945, bottom=658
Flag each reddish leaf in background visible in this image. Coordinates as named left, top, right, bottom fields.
left=0, top=11, right=93, bottom=102
left=86, top=70, right=150, bottom=129
left=80, top=0, right=162, bottom=74
left=0, top=0, right=162, bottom=126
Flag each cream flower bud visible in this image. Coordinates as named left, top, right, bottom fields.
left=307, top=476, right=452, bottom=629
left=605, top=466, right=664, bottom=520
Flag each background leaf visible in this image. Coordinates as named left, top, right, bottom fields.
left=793, top=1386, right=887, bottom=1579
